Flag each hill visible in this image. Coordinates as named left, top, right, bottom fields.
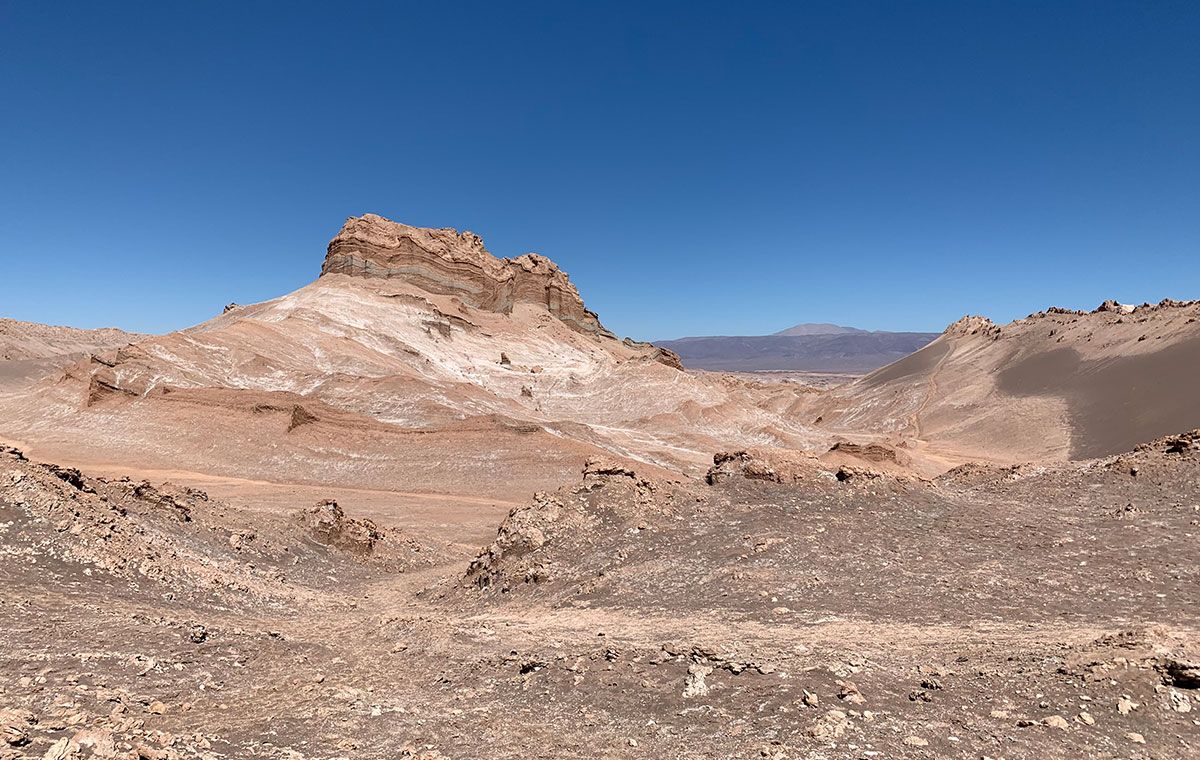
left=809, top=300, right=1200, bottom=464
left=773, top=322, right=867, bottom=336
left=0, top=317, right=145, bottom=361
left=656, top=330, right=938, bottom=372
left=0, top=214, right=826, bottom=502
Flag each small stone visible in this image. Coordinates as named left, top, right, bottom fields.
left=1117, top=696, right=1138, bottom=715
left=147, top=701, right=166, bottom=715
left=628, top=738, right=638, bottom=747
left=902, top=736, right=929, bottom=747
left=837, top=680, right=865, bottom=704
left=1044, top=715, right=1069, bottom=730
left=1125, top=732, right=1146, bottom=744
left=802, top=690, right=819, bottom=707
left=682, top=664, right=712, bottom=698
left=1, top=711, right=32, bottom=748
left=1169, top=689, right=1192, bottom=713
left=808, top=709, right=850, bottom=740
left=42, top=738, right=71, bottom=760
left=1077, top=711, right=1095, bottom=725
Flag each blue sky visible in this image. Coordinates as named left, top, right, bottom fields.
left=2, top=1, right=1197, bottom=339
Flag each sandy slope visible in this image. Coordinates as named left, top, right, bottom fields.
left=806, top=301, right=1200, bottom=469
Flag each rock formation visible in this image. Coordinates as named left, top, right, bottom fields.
left=0, top=214, right=813, bottom=499
left=322, top=214, right=616, bottom=339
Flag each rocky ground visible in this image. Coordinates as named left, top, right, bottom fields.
left=3, top=433, right=1198, bottom=758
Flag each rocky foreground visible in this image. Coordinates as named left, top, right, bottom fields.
left=2, top=433, right=1198, bottom=758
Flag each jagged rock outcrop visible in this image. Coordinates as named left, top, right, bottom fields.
left=292, top=499, right=386, bottom=556
left=322, top=214, right=615, bottom=339
left=944, top=315, right=1000, bottom=337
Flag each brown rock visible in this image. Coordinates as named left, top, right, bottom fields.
left=322, top=214, right=619, bottom=341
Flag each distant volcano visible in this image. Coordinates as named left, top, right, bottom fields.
left=656, top=324, right=938, bottom=373
left=772, top=323, right=868, bottom=337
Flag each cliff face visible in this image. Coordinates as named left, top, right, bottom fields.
left=321, top=214, right=614, bottom=339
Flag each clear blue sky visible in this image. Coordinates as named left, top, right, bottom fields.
left=2, top=2, right=1197, bottom=339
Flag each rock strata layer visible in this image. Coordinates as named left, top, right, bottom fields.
left=322, top=214, right=614, bottom=339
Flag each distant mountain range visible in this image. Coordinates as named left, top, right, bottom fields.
left=656, top=323, right=939, bottom=373
left=771, top=322, right=867, bottom=337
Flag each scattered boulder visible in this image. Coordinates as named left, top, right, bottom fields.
left=45, top=464, right=89, bottom=492
left=826, top=441, right=898, bottom=464
left=1168, top=689, right=1193, bottom=713
left=1044, top=715, right=1070, bottom=730
left=808, top=709, right=851, bottom=740
left=705, top=450, right=818, bottom=485
left=1160, top=657, right=1200, bottom=689
left=836, top=680, right=865, bottom=705
left=465, top=492, right=565, bottom=590
left=582, top=457, right=637, bottom=480
left=835, top=466, right=882, bottom=483
left=293, top=499, right=384, bottom=556
left=0, top=708, right=35, bottom=747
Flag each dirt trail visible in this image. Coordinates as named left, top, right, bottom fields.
left=908, top=338, right=953, bottom=440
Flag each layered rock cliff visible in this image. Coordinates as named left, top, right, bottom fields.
left=321, top=214, right=616, bottom=339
